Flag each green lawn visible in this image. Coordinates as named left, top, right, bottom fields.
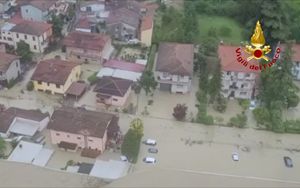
left=197, top=15, right=245, bottom=45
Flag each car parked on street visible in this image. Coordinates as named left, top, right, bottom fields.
left=143, top=157, right=156, bottom=164
left=148, top=148, right=158, bottom=154
left=143, top=139, right=157, bottom=146
left=284, top=156, right=293, bottom=168
left=232, top=152, right=239, bottom=161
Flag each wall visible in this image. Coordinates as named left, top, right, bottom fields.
left=12, top=32, right=45, bottom=53
left=66, top=46, right=102, bottom=64
left=5, top=59, right=21, bottom=82
left=155, top=71, right=192, bottom=93
left=21, top=5, right=45, bottom=22
left=33, top=65, right=81, bottom=94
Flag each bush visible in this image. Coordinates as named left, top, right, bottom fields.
left=198, top=115, right=214, bottom=125
left=284, top=120, right=300, bottom=133
left=213, top=95, right=227, bottom=113
left=219, top=26, right=232, bottom=37
left=173, top=104, right=188, bottom=121
left=7, top=79, right=17, bottom=89
left=208, top=27, right=217, bottom=38
left=228, top=113, right=247, bottom=128
left=238, top=99, right=250, bottom=111
left=253, top=107, right=270, bottom=126
left=27, top=81, right=34, bottom=91
left=88, top=72, right=98, bottom=85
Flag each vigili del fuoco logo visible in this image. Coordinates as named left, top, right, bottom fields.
left=235, top=21, right=281, bottom=71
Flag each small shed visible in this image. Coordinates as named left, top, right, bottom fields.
left=65, top=82, right=87, bottom=100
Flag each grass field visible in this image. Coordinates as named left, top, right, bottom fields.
left=197, top=15, right=245, bottom=45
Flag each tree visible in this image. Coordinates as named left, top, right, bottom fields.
left=50, top=15, right=63, bottom=38
left=238, top=99, right=250, bottom=111
left=129, top=118, right=144, bottom=137
left=173, top=104, right=188, bottom=121
left=16, top=41, right=32, bottom=63
left=253, top=107, right=270, bottom=126
left=26, top=81, right=34, bottom=91
left=138, top=70, right=157, bottom=95
left=228, top=113, right=247, bottom=128
left=121, top=129, right=141, bottom=163
left=0, top=137, right=6, bottom=158
left=182, top=1, right=199, bottom=42
left=213, top=94, right=227, bottom=113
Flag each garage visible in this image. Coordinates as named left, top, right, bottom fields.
left=159, top=83, right=171, bottom=91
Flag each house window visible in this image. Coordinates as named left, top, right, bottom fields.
left=177, top=84, right=183, bottom=88
left=162, top=72, right=169, bottom=77
left=16, top=63, right=18, bottom=67
left=16, top=34, right=19, bottom=38
left=8, top=32, right=10, bottom=35
left=56, top=84, right=60, bottom=88
left=8, top=37, right=12, bottom=41
left=67, top=135, right=70, bottom=138
left=227, top=71, right=231, bottom=75
left=77, top=137, right=81, bottom=140
left=88, top=139, right=93, bottom=142
left=241, top=84, right=244, bottom=88
left=240, top=92, right=247, bottom=95
left=3, top=37, right=6, bottom=40
left=38, top=81, right=42, bottom=84
left=77, top=55, right=81, bottom=59
left=113, top=98, right=118, bottom=102
left=56, top=133, right=60, bottom=136
left=47, top=83, right=50, bottom=86
left=0, top=36, right=2, bottom=39
left=34, top=45, right=37, bottom=50
left=24, top=35, right=27, bottom=40
left=32, top=36, right=35, bottom=41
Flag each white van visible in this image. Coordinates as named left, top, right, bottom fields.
left=143, top=157, right=156, bottom=163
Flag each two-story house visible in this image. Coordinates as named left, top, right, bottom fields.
left=94, top=76, right=133, bottom=107
left=106, top=7, right=140, bottom=41
left=155, top=42, right=194, bottom=94
left=63, top=31, right=112, bottom=64
left=0, top=52, right=21, bottom=87
left=1, top=20, right=53, bottom=53
left=47, top=107, right=119, bottom=157
left=218, top=45, right=260, bottom=99
left=20, top=0, right=57, bottom=22
left=31, top=59, right=81, bottom=95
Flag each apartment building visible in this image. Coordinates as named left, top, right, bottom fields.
left=218, top=45, right=260, bottom=99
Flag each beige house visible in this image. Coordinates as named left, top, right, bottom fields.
left=31, top=59, right=81, bottom=95
left=0, top=20, right=52, bottom=53
left=63, top=31, right=112, bottom=64
left=218, top=45, right=260, bottom=99
left=155, top=42, right=194, bottom=94
left=140, top=16, right=153, bottom=47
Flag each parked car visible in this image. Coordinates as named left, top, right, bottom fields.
left=249, top=100, right=256, bottom=110
left=232, top=152, right=239, bottom=161
left=143, top=157, right=156, bottom=164
left=143, top=139, right=157, bottom=146
left=284, top=156, right=293, bottom=168
left=120, top=155, right=128, bottom=162
left=148, top=148, right=158, bottom=154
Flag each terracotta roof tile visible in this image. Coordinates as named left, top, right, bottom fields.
left=141, top=16, right=153, bottom=31
left=278, top=44, right=300, bottom=62
left=156, top=42, right=194, bottom=76
left=0, top=52, right=19, bottom=72
left=218, top=45, right=260, bottom=73
left=47, top=107, right=117, bottom=138
left=63, top=31, right=110, bottom=51
left=103, top=59, right=145, bottom=73
left=31, top=59, right=79, bottom=85
left=94, top=76, right=132, bottom=97
left=10, top=20, right=52, bottom=36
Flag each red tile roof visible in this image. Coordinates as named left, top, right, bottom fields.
left=48, top=107, right=118, bottom=138
left=66, top=82, right=87, bottom=97
left=103, top=59, right=145, bottom=73
left=10, top=20, right=52, bottom=36
left=156, top=42, right=194, bottom=76
left=218, top=45, right=260, bottom=73
left=278, top=44, right=300, bottom=62
left=31, top=59, right=79, bottom=85
left=94, top=76, right=133, bottom=97
left=25, top=0, right=56, bottom=11
left=63, top=31, right=110, bottom=51
left=141, top=16, right=153, bottom=31
left=0, top=52, right=19, bottom=72
left=8, top=12, right=24, bottom=24
left=76, top=17, right=91, bottom=29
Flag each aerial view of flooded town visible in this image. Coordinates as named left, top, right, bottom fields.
left=0, top=0, right=300, bottom=187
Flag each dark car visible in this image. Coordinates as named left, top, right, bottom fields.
left=148, top=148, right=158, bottom=154
left=284, top=156, right=293, bottom=168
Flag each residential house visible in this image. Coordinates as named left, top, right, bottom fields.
left=106, top=7, right=140, bottom=41
left=47, top=107, right=119, bottom=156
left=0, top=0, right=16, bottom=15
left=218, top=45, right=260, bottom=99
left=94, top=76, right=133, bottom=107
left=140, top=16, right=153, bottom=47
left=155, top=42, right=194, bottom=94
left=31, top=59, right=81, bottom=95
left=96, top=59, right=145, bottom=82
left=0, top=107, right=49, bottom=138
left=1, top=20, right=53, bottom=53
left=80, top=0, right=105, bottom=13
left=0, top=52, right=21, bottom=87
left=20, top=0, right=56, bottom=22
left=75, top=17, right=93, bottom=33
left=63, top=31, right=112, bottom=64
